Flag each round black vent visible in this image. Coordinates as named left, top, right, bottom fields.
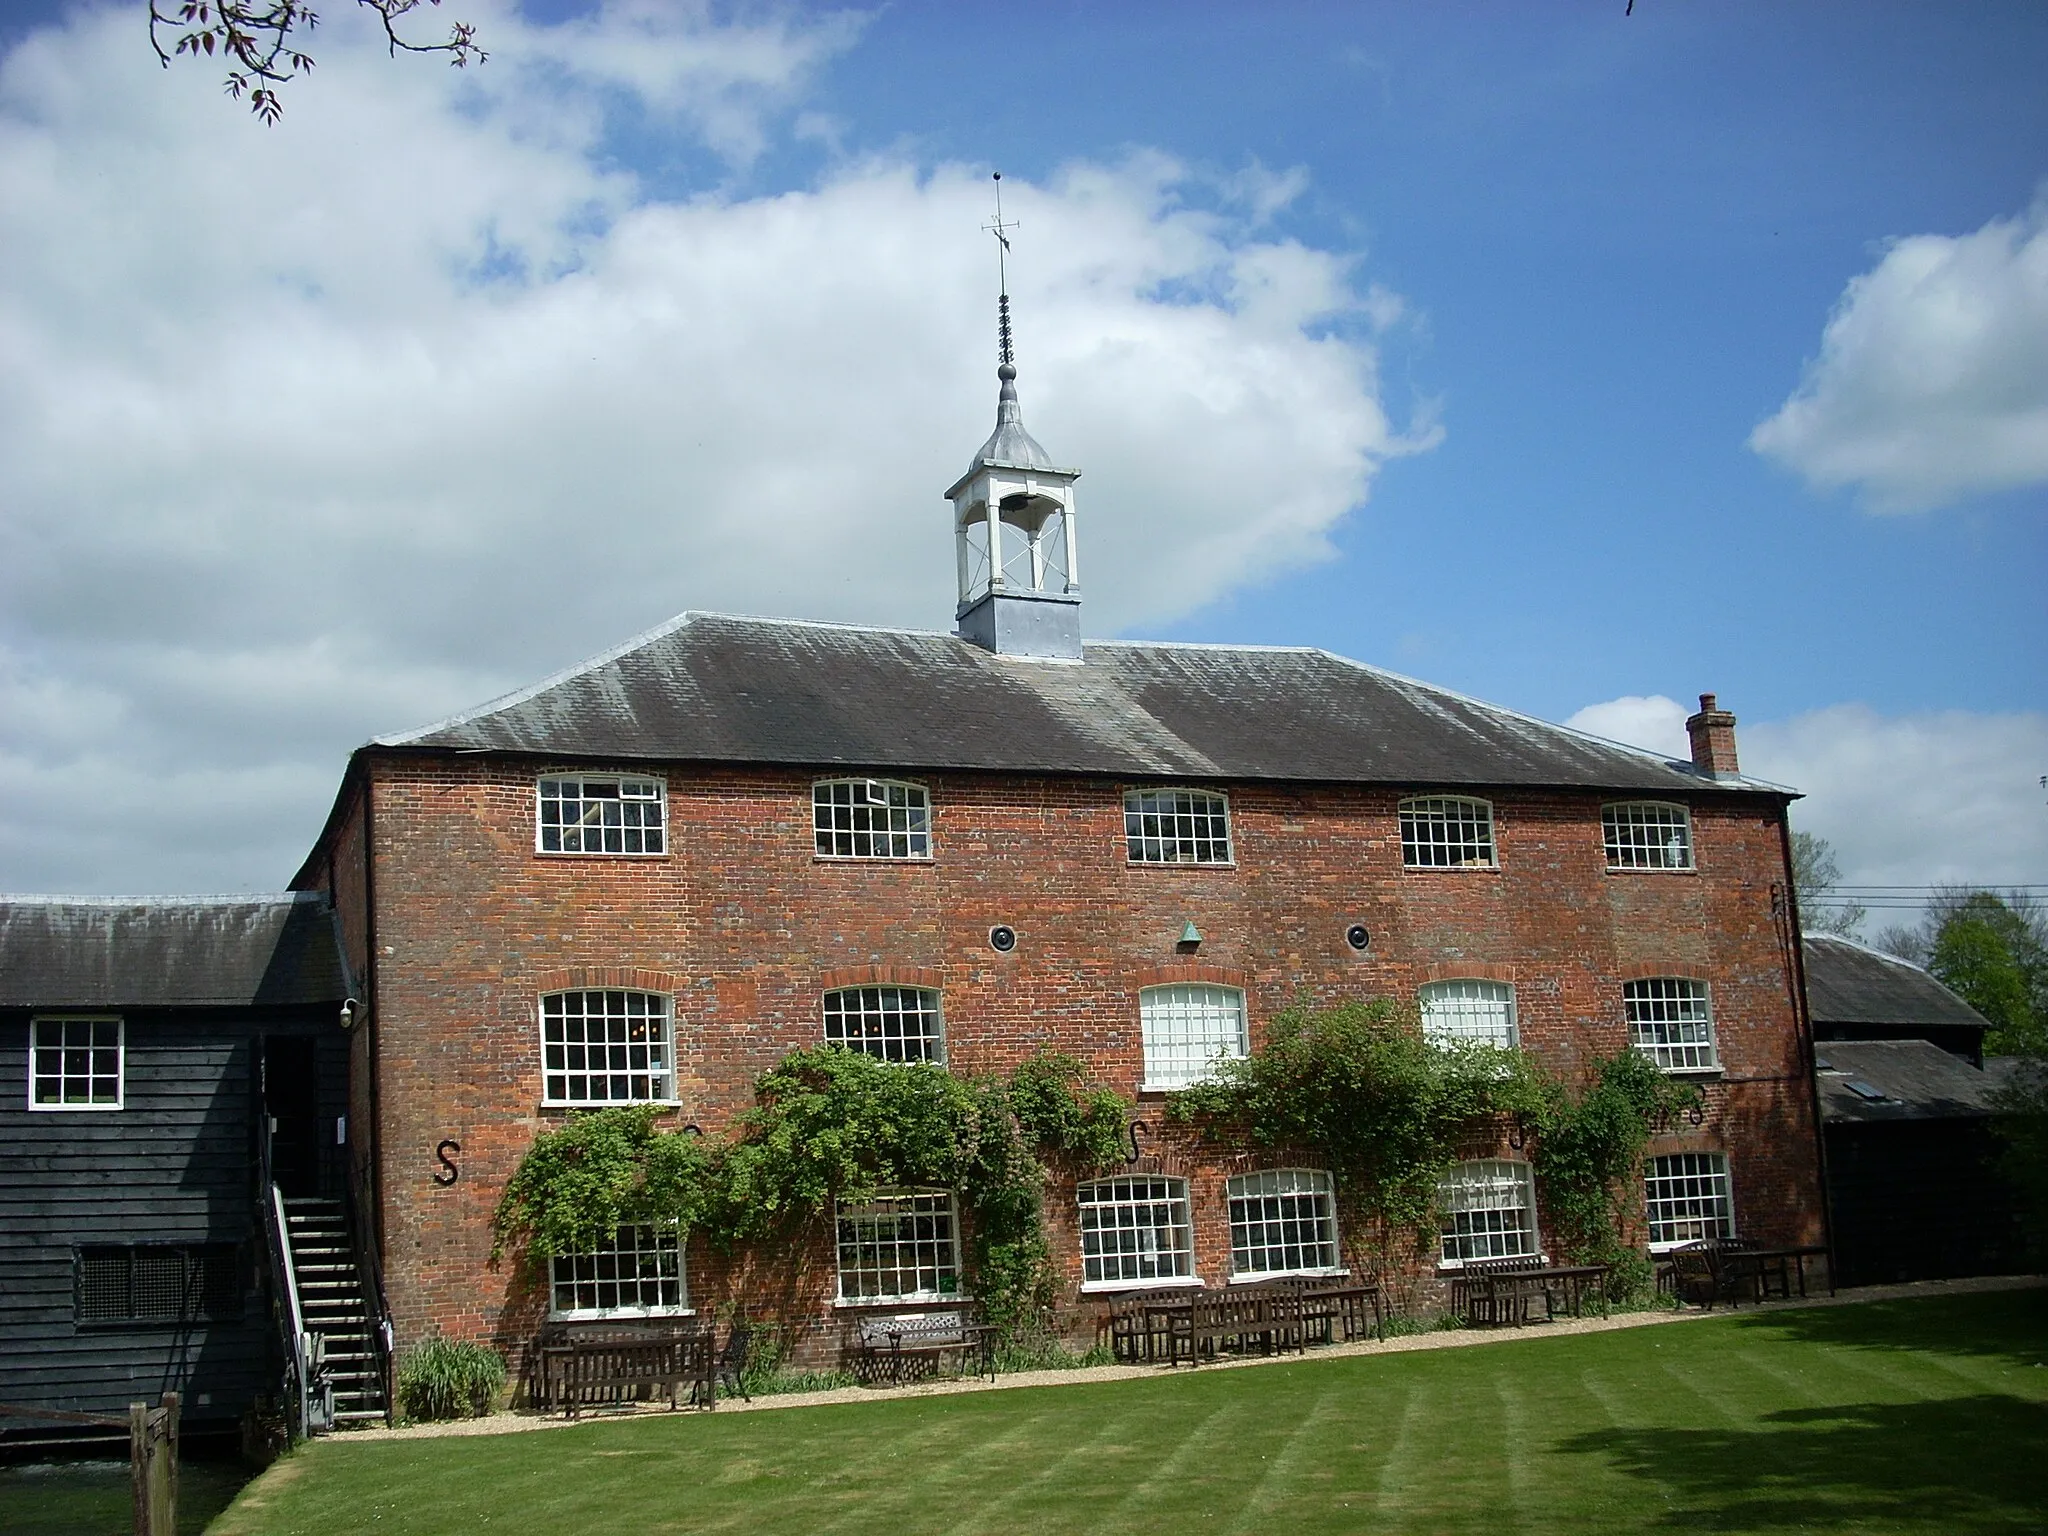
left=989, top=925, right=1018, bottom=953
left=1344, top=923, right=1371, bottom=953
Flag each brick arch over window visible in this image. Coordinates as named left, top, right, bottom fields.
left=1131, top=963, right=1247, bottom=991
left=1422, top=962, right=1517, bottom=985
left=1617, top=962, right=1711, bottom=983
left=531, top=967, right=685, bottom=997
left=818, top=964, right=946, bottom=992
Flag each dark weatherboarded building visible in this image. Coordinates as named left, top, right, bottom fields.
left=1804, top=933, right=2024, bottom=1287
left=0, top=896, right=352, bottom=1439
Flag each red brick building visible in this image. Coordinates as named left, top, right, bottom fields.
left=291, top=356, right=1827, bottom=1364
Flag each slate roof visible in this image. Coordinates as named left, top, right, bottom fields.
left=1803, top=933, right=1991, bottom=1034
left=0, top=894, right=348, bottom=1009
left=372, top=611, right=1792, bottom=797
left=1814, top=1038, right=2004, bottom=1124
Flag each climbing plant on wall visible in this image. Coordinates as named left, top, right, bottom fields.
left=490, top=1048, right=1127, bottom=1342
left=1165, top=996, right=1551, bottom=1274
left=1530, top=1047, right=1703, bottom=1296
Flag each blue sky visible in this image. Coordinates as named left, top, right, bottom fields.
left=0, top=1, right=2042, bottom=903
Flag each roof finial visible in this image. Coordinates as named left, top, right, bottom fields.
left=983, top=171, right=1019, bottom=381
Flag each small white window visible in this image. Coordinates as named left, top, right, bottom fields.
left=537, top=775, right=666, bottom=856
left=823, top=987, right=945, bottom=1064
left=1438, top=1159, right=1539, bottom=1265
left=1138, top=983, right=1248, bottom=1090
left=1645, top=1152, right=1735, bottom=1250
left=1227, top=1170, right=1341, bottom=1278
left=1625, top=978, right=1720, bottom=1073
left=814, top=780, right=931, bottom=859
left=1603, top=803, right=1694, bottom=870
left=549, top=1225, right=687, bottom=1319
left=1123, top=789, right=1233, bottom=865
left=1419, top=980, right=1518, bottom=1051
left=30, top=1017, right=123, bottom=1111
left=540, top=990, right=674, bottom=1105
left=1078, top=1177, right=1195, bottom=1287
left=1400, top=796, right=1497, bottom=869
left=835, top=1189, right=960, bottom=1301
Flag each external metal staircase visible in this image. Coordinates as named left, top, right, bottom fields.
left=280, top=1197, right=390, bottom=1427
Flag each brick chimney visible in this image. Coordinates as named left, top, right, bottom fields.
left=1686, top=693, right=1740, bottom=777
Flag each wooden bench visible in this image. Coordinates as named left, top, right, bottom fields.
left=533, top=1325, right=717, bottom=1417
left=846, top=1309, right=997, bottom=1386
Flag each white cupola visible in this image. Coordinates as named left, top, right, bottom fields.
left=946, top=292, right=1082, bottom=660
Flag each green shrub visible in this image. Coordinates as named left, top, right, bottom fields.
left=395, top=1335, right=506, bottom=1422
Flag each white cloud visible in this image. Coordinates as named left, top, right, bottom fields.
left=0, top=4, right=1426, bottom=892
left=1562, top=695, right=1692, bottom=762
left=1749, top=191, right=2048, bottom=512
left=1568, top=696, right=2048, bottom=892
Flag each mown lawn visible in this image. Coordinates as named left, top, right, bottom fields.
left=213, top=1290, right=2048, bottom=1536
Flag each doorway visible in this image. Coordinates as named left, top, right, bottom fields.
left=262, top=1035, right=324, bottom=1199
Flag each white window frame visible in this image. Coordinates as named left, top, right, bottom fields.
left=834, top=1189, right=962, bottom=1303
left=1138, top=983, right=1248, bottom=1091
left=813, top=779, right=933, bottom=861
left=1437, top=1159, right=1540, bottom=1267
left=1419, top=980, right=1519, bottom=1051
left=1399, top=795, right=1498, bottom=869
left=1078, top=1176, right=1198, bottom=1290
left=823, top=986, right=946, bottom=1065
left=1227, top=1169, right=1343, bottom=1280
left=1624, top=978, right=1721, bottom=1073
left=1123, top=788, right=1234, bottom=866
left=29, top=1016, right=124, bottom=1112
left=1603, top=802, right=1694, bottom=871
left=539, top=990, right=677, bottom=1107
left=548, top=1225, right=690, bottom=1320
left=535, top=774, right=667, bottom=857
left=1645, top=1152, right=1736, bottom=1251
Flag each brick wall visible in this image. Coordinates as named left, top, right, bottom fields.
left=339, top=754, right=1825, bottom=1365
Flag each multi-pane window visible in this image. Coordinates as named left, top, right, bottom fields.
left=813, top=779, right=932, bottom=859
left=1078, top=1177, right=1195, bottom=1286
left=537, top=775, right=666, bottom=855
left=1123, top=789, right=1233, bottom=865
left=540, top=991, right=674, bottom=1105
left=1438, top=1160, right=1539, bottom=1265
left=1603, top=802, right=1694, bottom=870
left=1399, top=796, right=1498, bottom=869
left=1419, top=981, right=1518, bottom=1051
left=1625, top=978, right=1720, bottom=1072
left=1645, top=1152, right=1734, bottom=1250
left=30, top=1017, right=123, bottom=1110
left=1138, top=984, right=1248, bottom=1090
left=1227, top=1170, right=1340, bottom=1277
left=76, top=1245, right=240, bottom=1326
left=823, top=987, right=945, bottom=1064
left=549, top=1226, right=686, bottom=1318
left=836, top=1190, right=960, bottom=1301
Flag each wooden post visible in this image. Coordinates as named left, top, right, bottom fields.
left=129, top=1392, right=179, bottom=1536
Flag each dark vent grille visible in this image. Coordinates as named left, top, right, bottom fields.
left=77, top=1245, right=242, bottom=1326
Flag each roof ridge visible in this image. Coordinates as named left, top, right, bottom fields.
left=1805, top=929, right=1937, bottom=975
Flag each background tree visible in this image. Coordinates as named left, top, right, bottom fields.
left=150, top=0, right=483, bottom=123
left=1791, top=829, right=1866, bottom=936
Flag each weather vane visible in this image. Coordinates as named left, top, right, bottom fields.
left=984, top=172, right=1019, bottom=370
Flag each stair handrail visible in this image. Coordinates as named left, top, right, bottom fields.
left=265, top=1182, right=313, bottom=1440
left=344, top=1152, right=398, bottom=1424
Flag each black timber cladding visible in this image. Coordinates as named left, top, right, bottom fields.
left=0, top=896, right=348, bottom=1427
left=374, top=611, right=1794, bottom=796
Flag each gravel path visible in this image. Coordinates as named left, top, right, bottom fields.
left=344, top=1272, right=2044, bottom=1443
